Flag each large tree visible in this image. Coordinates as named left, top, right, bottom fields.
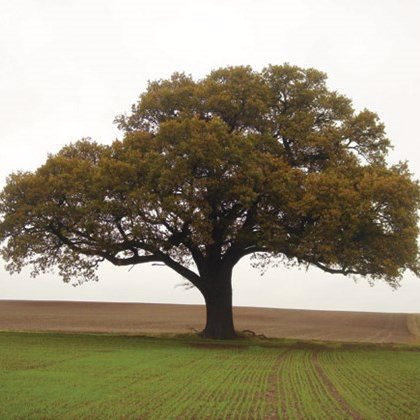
left=1, top=64, right=419, bottom=339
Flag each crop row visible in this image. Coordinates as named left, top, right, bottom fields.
left=276, top=349, right=351, bottom=419
left=318, top=349, right=420, bottom=419
left=1, top=333, right=420, bottom=419
left=0, top=335, right=280, bottom=419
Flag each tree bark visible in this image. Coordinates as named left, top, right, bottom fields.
left=200, top=268, right=236, bottom=339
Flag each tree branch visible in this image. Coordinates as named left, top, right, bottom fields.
left=50, top=227, right=161, bottom=265
left=153, top=251, right=205, bottom=291
left=51, top=224, right=205, bottom=290
left=106, top=254, right=161, bottom=266
left=311, top=261, right=359, bottom=275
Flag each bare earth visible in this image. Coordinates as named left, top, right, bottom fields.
left=0, top=300, right=418, bottom=344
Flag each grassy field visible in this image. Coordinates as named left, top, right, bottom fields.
left=0, top=332, right=419, bottom=419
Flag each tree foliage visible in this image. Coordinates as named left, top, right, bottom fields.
left=1, top=64, right=419, bottom=338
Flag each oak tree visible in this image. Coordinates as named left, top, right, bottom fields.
left=1, top=64, right=419, bottom=339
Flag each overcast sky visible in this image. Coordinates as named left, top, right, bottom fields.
left=1, top=0, right=419, bottom=312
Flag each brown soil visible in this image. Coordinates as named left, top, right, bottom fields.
left=0, top=300, right=418, bottom=344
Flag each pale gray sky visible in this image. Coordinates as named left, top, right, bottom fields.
left=1, top=0, right=419, bottom=312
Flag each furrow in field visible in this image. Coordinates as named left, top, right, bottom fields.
left=265, top=349, right=290, bottom=419
left=277, top=350, right=349, bottom=419
left=324, top=352, right=393, bottom=418
left=319, top=352, right=389, bottom=418
left=2, top=333, right=420, bottom=419
left=311, top=350, right=361, bottom=419
left=318, top=350, right=420, bottom=419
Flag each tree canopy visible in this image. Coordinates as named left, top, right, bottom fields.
left=1, top=64, right=419, bottom=338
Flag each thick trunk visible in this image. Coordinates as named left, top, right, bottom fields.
left=200, top=269, right=236, bottom=340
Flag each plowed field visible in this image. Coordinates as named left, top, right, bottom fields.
left=0, top=300, right=418, bottom=344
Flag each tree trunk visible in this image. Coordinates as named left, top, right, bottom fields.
left=200, top=269, right=236, bottom=340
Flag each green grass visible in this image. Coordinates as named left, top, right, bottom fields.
left=0, top=332, right=419, bottom=419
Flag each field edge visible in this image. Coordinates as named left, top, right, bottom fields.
left=1, top=329, right=419, bottom=352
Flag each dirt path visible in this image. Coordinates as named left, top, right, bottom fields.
left=266, top=350, right=290, bottom=419
left=0, top=300, right=417, bottom=344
